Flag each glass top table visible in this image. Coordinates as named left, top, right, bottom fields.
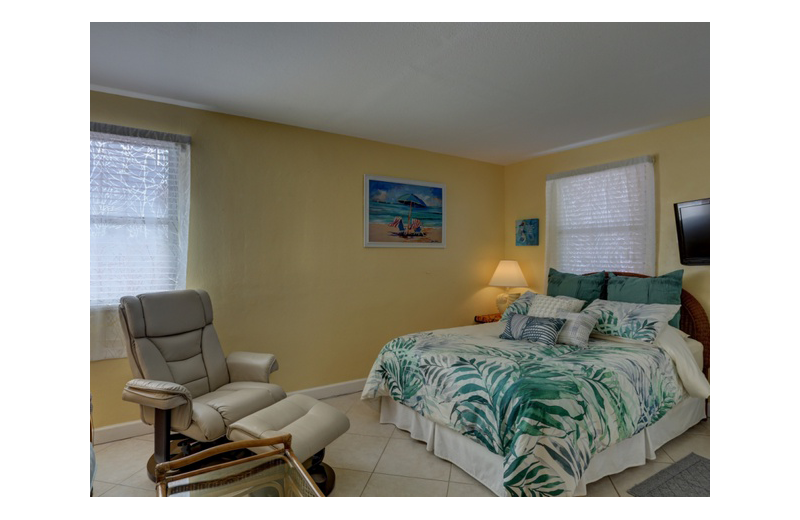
left=155, top=435, right=323, bottom=497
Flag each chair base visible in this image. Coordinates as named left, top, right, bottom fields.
left=308, top=461, right=336, bottom=496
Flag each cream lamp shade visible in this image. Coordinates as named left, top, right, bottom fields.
left=489, top=260, right=529, bottom=313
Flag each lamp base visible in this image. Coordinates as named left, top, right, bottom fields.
left=495, top=292, right=521, bottom=313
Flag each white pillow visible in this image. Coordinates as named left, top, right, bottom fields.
left=526, top=294, right=585, bottom=318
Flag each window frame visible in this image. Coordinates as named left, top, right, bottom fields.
left=544, top=156, right=656, bottom=277
left=89, top=123, right=191, bottom=360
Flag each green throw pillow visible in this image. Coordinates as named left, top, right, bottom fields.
left=500, top=291, right=536, bottom=322
left=546, top=269, right=605, bottom=307
left=606, top=270, right=683, bottom=327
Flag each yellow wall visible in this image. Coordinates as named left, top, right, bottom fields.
left=90, top=92, right=506, bottom=428
left=90, top=91, right=709, bottom=430
left=503, top=117, right=710, bottom=315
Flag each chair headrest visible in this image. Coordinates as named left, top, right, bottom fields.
left=120, top=289, right=213, bottom=338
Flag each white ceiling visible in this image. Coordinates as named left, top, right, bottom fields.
left=90, top=22, right=709, bottom=165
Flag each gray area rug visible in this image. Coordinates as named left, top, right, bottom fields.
left=628, top=453, right=710, bottom=497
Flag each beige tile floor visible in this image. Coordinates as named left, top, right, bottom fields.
left=92, top=392, right=710, bottom=497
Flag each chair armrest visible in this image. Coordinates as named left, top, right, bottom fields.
left=226, top=352, right=279, bottom=383
left=122, top=379, right=192, bottom=411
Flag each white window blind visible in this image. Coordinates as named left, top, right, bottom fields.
left=89, top=123, right=190, bottom=360
left=545, top=156, right=655, bottom=276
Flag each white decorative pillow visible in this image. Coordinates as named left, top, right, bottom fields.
left=581, top=300, right=681, bottom=344
left=555, top=312, right=598, bottom=348
left=527, top=294, right=585, bottom=318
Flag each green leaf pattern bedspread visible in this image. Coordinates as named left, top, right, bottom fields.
left=362, top=332, right=684, bottom=496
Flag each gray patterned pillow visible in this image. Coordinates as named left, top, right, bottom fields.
left=500, top=314, right=566, bottom=346
left=555, top=312, right=598, bottom=348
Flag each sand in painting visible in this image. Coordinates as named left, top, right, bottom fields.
left=368, top=223, right=443, bottom=244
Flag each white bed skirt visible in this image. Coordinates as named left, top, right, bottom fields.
left=379, top=395, right=706, bottom=496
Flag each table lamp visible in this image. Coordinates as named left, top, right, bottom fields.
left=489, top=260, right=529, bottom=313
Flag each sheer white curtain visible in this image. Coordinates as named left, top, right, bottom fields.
left=545, top=156, right=655, bottom=277
left=89, top=123, right=190, bottom=360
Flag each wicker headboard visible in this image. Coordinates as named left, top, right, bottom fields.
left=602, top=272, right=710, bottom=377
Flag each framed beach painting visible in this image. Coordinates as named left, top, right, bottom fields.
left=364, top=175, right=446, bottom=248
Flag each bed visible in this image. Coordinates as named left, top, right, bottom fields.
left=361, top=271, right=710, bottom=497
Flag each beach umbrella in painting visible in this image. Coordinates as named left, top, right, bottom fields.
left=397, top=193, right=427, bottom=233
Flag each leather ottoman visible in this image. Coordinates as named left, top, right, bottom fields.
left=226, top=393, right=350, bottom=494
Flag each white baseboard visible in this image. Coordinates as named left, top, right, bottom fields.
left=94, top=420, right=152, bottom=445
left=93, top=378, right=366, bottom=445
left=287, top=378, right=366, bottom=400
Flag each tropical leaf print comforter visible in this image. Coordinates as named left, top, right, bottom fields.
left=362, top=330, right=685, bottom=496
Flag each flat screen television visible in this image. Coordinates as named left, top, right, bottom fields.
left=674, top=198, right=710, bottom=265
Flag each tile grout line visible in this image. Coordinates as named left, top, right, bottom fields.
left=608, top=476, right=622, bottom=497
left=360, top=430, right=394, bottom=495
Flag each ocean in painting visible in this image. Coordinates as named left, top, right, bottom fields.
left=367, top=179, right=444, bottom=228
left=368, top=202, right=443, bottom=226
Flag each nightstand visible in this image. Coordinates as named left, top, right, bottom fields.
left=474, top=313, right=502, bottom=323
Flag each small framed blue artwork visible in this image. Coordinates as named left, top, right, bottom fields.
left=516, top=219, right=539, bottom=246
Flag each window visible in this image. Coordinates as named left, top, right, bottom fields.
left=545, top=156, right=655, bottom=276
left=89, top=123, right=190, bottom=360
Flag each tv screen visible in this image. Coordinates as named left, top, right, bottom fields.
left=674, top=198, right=709, bottom=265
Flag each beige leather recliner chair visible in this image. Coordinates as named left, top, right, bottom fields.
left=119, top=290, right=288, bottom=480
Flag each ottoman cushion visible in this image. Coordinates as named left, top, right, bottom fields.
left=227, top=394, right=350, bottom=463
